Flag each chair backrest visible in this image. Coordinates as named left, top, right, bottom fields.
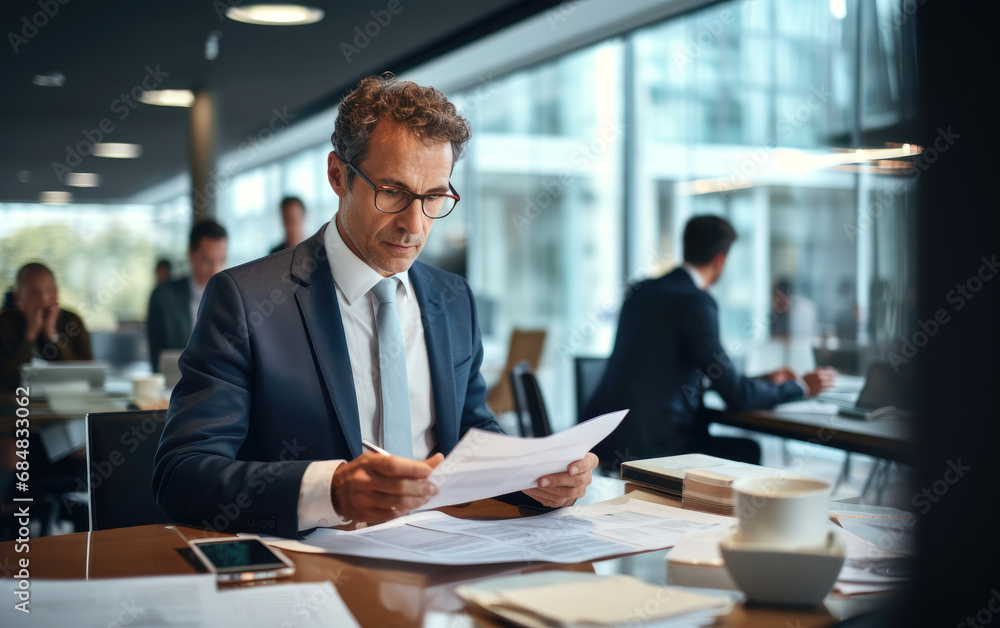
left=509, top=361, right=553, bottom=437
left=574, top=356, right=608, bottom=423
left=86, top=410, right=172, bottom=530
left=486, top=329, right=546, bottom=415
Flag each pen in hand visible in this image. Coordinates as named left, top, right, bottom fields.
left=361, top=439, right=390, bottom=455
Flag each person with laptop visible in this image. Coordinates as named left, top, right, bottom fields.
left=0, top=262, right=92, bottom=389
left=586, top=215, right=837, bottom=467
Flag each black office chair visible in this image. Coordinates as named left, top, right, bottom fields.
left=86, top=410, right=172, bottom=530
left=574, top=356, right=608, bottom=424
left=509, top=361, right=553, bottom=437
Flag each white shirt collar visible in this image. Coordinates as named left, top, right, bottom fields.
left=681, top=263, right=709, bottom=291
left=323, top=215, right=412, bottom=306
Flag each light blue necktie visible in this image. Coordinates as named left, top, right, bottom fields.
left=372, top=277, right=413, bottom=459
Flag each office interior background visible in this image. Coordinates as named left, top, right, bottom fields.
left=3, top=1, right=998, bottom=623
left=1, top=0, right=917, bottom=434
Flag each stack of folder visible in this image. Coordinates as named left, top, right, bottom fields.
left=620, top=454, right=796, bottom=516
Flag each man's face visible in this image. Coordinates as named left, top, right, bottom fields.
left=188, top=237, right=227, bottom=287
left=328, top=120, right=453, bottom=277
left=281, top=201, right=306, bottom=236
left=17, top=270, right=58, bottom=312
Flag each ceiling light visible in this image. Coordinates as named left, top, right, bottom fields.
left=33, top=71, right=66, bottom=87
left=140, top=89, right=195, bottom=107
left=39, top=191, right=73, bottom=205
left=65, top=172, right=101, bottom=187
left=225, top=4, right=324, bottom=25
left=94, top=143, right=143, bottom=159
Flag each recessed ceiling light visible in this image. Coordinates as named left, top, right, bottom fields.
left=225, top=4, right=324, bottom=25
left=40, top=191, right=73, bottom=205
left=140, top=89, right=195, bottom=107
left=33, top=71, right=66, bottom=87
left=65, top=172, right=101, bottom=187
left=94, top=143, right=143, bottom=159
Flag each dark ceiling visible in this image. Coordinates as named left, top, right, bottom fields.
left=0, top=0, right=552, bottom=204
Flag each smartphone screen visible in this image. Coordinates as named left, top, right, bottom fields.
left=195, top=539, right=289, bottom=572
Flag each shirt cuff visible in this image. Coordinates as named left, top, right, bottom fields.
left=297, top=459, right=349, bottom=531
left=792, top=379, right=808, bottom=397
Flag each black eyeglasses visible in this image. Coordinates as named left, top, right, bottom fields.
left=343, top=160, right=460, bottom=219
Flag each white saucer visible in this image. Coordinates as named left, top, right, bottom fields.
left=720, top=524, right=844, bottom=606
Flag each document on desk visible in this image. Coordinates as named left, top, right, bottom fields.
left=419, top=409, right=629, bottom=510
left=3, top=575, right=359, bottom=628
left=263, top=498, right=730, bottom=566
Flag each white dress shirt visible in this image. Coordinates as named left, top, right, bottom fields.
left=188, top=277, right=205, bottom=327
left=681, top=263, right=709, bottom=291
left=297, top=217, right=437, bottom=529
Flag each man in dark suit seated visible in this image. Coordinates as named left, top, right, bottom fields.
left=0, top=263, right=92, bottom=389
left=146, top=221, right=227, bottom=371
left=153, top=74, right=598, bottom=538
left=269, top=196, right=307, bottom=254
left=586, top=215, right=836, bottom=468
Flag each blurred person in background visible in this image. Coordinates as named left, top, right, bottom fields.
left=155, top=259, right=172, bottom=284
left=269, top=196, right=307, bottom=254
left=0, top=262, right=92, bottom=389
left=587, top=215, right=836, bottom=467
left=147, top=221, right=227, bottom=371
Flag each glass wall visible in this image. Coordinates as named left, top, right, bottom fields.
left=0, top=201, right=191, bottom=330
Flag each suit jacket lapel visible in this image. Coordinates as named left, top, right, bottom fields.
left=409, top=263, right=459, bottom=453
left=291, top=226, right=363, bottom=459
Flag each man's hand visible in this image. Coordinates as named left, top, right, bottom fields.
left=22, top=301, right=44, bottom=343
left=802, top=366, right=838, bottom=396
left=765, top=367, right=798, bottom=384
left=522, top=452, right=599, bottom=508
left=330, top=452, right=443, bottom=524
left=42, top=303, right=59, bottom=340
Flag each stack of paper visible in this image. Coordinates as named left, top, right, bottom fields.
left=458, top=571, right=732, bottom=628
left=261, top=499, right=730, bottom=566
left=681, top=466, right=799, bottom=516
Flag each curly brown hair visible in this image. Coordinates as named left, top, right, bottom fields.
left=331, top=72, right=471, bottom=185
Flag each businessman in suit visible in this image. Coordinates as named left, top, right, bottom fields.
left=269, top=196, right=308, bottom=254
left=586, top=215, right=835, bottom=467
left=153, top=74, right=597, bottom=538
left=146, top=221, right=227, bottom=370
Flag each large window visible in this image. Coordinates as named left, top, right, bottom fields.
left=0, top=201, right=191, bottom=330
left=135, top=0, right=915, bottom=430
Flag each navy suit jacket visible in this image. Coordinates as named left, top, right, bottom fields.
left=585, top=268, right=803, bottom=464
left=147, top=276, right=193, bottom=370
left=152, top=226, right=506, bottom=538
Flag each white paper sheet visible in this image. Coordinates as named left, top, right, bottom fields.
left=263, top=499, right=730, bottom=566
left=419, top=409, right=628, bottom=510
left=2, top=575, right=359, bottom=628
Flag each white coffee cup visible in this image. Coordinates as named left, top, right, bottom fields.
left=732, top=476, right=832, bottom=548
left=133, top=373, right=166, bottom=404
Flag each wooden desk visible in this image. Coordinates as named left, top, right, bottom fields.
left=707, top=407, right=913, bottom=464
left=0, top=489, right=890, bottom=627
